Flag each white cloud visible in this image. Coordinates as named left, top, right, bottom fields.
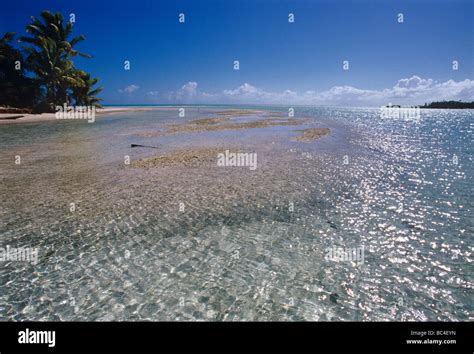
left=169, top=82, right=199, bottom=102
left=394, top=76, right=433, bottom=90
left=148, top=76, right=474, bottom=106
left=223, top=83, right=260, bottom=96
left=118, top=84, right=140, bottom=94
left=310, top=76, right=474, bottom=105
left=179, top=81, right=198, bottom=95
left=222, top=83, right=298, bottom=103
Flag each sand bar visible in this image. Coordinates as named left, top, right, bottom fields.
left=138, top=117, right=308, bottom=137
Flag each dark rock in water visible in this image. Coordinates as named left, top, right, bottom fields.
left=329, top=292, right=339, bottom=304
left=131, top=144, right=159, bottom=148
left=0, top=115, right=24, bottom=120
left=327, top=220, right=337, bottom=229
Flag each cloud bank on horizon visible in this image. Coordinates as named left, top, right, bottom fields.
left=120, top=76, right=474, bottom=106
left=118, top=84, right=140, bottom=94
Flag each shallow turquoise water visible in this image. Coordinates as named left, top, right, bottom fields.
left=0, top=106, right=472, bottom=321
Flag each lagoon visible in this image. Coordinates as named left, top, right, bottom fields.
left=0, top=106, right=472, bottom=321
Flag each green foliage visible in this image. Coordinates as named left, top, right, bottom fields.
left=0, top=11, right=102, bottom=112
left=71, top=71, right=103, bottom=107
left=421, top=101, right=474, bottom=109
left=0, top=32, right=40, bottom=108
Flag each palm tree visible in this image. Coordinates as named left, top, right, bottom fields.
left=71, top=71, right=103, bottom=107
left=19, top=11, right=94, bottom=110
left=0, top=32, right=17, bottom=60
left=0, top=32, right=39, bottom=108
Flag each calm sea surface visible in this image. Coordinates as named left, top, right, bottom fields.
left=0, top=106, right=472, bottom=321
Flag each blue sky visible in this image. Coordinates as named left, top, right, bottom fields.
left=1, top=0, right=473, bottom=106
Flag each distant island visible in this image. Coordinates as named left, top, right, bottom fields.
left=382, top=101, right=474, bottom=109
left=420, top=101, right=474, bottom=109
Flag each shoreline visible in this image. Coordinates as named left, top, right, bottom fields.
left=0, top=106, right=267, bottom=125
left=0, top=106, right=160, bottom=125
left=4, top=104, right=472, bottom=126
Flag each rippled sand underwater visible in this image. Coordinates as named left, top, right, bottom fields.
left=0, top=107, right=472, bottom=321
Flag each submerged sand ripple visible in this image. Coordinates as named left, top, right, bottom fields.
left=293, top=128, right=330, bottom=141
left=138, top=117, right=308, bottom=138
left=131, top=147, right=231, bottom=169
left=214, top=109, right=263, bottom=116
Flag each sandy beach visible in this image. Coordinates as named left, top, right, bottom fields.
left=0, top=106, right=157, bottom=124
